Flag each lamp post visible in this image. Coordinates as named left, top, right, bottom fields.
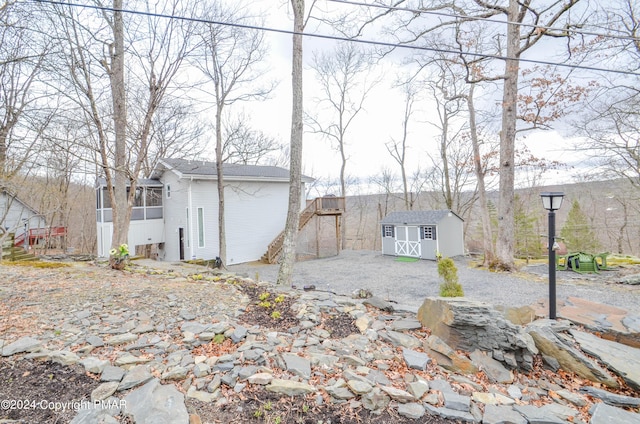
left=540, top=192, right=564, bottom=320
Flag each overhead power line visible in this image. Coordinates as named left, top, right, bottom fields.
left=32, top=0, right=640, bottom=77
left=326, top=0, right=640, bottom=43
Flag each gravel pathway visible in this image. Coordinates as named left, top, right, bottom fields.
left=229, top=250, right=640, bottom=314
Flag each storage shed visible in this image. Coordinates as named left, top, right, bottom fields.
left=380, top=210, right=464, bottom=260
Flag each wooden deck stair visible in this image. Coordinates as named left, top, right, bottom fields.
left=2, top=234, right=39, bottom=262
left=261, top=197, right=345, bottom=264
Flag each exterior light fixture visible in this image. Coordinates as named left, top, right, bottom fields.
left=540, top=192, right=565, bottom=319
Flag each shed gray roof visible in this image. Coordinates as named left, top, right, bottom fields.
left=152, top=158, right=313, bottom=182
left=380, top=210, right=463, bottom=225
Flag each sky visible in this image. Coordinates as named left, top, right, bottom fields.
left=233, top=1, right=595, bottom=194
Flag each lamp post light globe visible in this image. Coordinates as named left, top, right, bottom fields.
left=540, top=192, right=564, bottom=320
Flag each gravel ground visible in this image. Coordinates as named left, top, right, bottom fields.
left=228, top=250, right=640, bottom=314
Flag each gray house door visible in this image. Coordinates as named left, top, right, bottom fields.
left=395, top=226, right=421, bottom=258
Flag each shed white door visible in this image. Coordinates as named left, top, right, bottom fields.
left=395, top=226, right=421, bottom=258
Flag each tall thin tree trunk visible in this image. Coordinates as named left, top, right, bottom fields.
left=468, top=83, right=494, bottom=266
left=109, top=0, right=129, bottom=259
left=495, top=0, right=519, bottom=271
left=277, top=0, right=304, bottom=285
left=216, top=103, right=226, bottom=264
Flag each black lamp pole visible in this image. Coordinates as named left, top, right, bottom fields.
left=548, top=208, right=557, bottom=319
left=540, top=192, right=564, bottom=320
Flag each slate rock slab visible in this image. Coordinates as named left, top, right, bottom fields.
left=124, top=378, right=189, bottom=424
left=571, top=329, right=640, bottom=391
left=590, top=402, right=640, bottom=424
left=1, top=336, right=42, bottom=356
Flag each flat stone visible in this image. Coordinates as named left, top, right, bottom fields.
left=86, top=335, right=104, bottom=347
left=590, top=402, right=640, bottom=424
left=101, top=366, right=125, bottom=382
left=131, top=323, right=155, bottom=334
left=407, top=380, right=429, bottom=400
left=193, top=363, right=210, bottom=378
left=390, top=318, right=422, bottom=331
left=347, top=379, right=373, bottom=395
left=469, top=350, right=513, bottom=383
left=579, top=386, right=640, bottom=407
left=309, top=352, right=339, bottom=368
left=555, top=389, right=587, bottom=407
left=443, top=392, right=470, bottom=412
left=186, top=386, right=218, bottom=403
left=231, top=326, right=247, bottom=343
left=162, top=366, right=189, bottom=381
left=527, top=321, right=618, bottom=388
left=91, top=382, right=119, bottom=402
left=513, top=404, right=567, bottom=424
left=325, top=386, right=355, bottom=400
left=105, top=333, right=138, bottom=346
left=266, top=379, right=316, bottom=396
left=427, top=336, right=477, bottom=375
left=355, top=315, right=371, bottom=333
left=124, top=378, right=189, bottom=423
left=380, top=385, right=415, bottom=403
left=247, top=373, right=273, bottom=385
left=423, top=404, right=475, bottom=422
left=472, top=392, right=498, bottom=405
left=81, top=357, right=110, bottom=374
left=50, top=350, right=81, bottom=366
left=482, top=405, right=527, bottom=424
left=210, top=322, right=231, bottom=334
left=429, top=378, right=454, bottom=394
left=282, top=353, right=311, bottom=379
left=379, top=330, right=421, bottom=348
left=118, top=365, right=153, bottom=391
left=363, top=296, right=394, bottom=312
left=397, top=402, right=425, bottom=419
left=1, top=337, right=42, bottom=356
left=402, top=347, right=431, bottom=371
left=115, top=353, right=152, bottom=367
left=571, top=329, right=640, bottom=390
left=361, top=388, right=390, bottom=412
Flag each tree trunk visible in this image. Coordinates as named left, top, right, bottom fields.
left=109, top=0, right=129, bottom=265
left=468, top=83, right=494, bottom=267
left=216, top=102, right=226, bottom=264
left=277, top=0, right=304, bottom=286
left=495, top=0, right=519, bottom=271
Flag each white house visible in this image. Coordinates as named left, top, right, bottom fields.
left=0, top=189, right=46, bottom=247
left=96, top=158, right=312, bottom=264
left=380, top=210, right=465, bottom=260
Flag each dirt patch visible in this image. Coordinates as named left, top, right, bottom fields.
left=0, top=359, right=101, bottom=424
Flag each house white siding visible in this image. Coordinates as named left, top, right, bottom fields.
left=0, top=193, right=46, bottom=241
left=226, top=181, right=289, bottom=265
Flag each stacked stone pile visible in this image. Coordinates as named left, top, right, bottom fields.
left=1, top=275, right=639, bottom=423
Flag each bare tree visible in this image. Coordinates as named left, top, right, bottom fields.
left=222, top=111, right=283, bottom=165
left=195, top=2, right=273, bottom=266
left=307, top=41, right=379, bottom=248
left=385, top=81, right=417, bottom=210
left=277, top=0, right=310, bottom=286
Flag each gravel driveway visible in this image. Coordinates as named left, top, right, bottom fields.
left=228, top=250, right=640, bottom=314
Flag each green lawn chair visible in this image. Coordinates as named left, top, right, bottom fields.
left=568, top=252, right=599, bottom=274
left=556, top=253, right=571, bottom=271
left=594, top=252, right=610, bottom=270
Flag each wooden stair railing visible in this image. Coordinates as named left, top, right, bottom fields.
left=262, top=197, right=344, bottom=264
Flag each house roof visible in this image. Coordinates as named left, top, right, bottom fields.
left=151, top=158, right=314, bottom=183
left=0, top=188, right=40, bottom=217
left=380, top=210, right=463, bottom=225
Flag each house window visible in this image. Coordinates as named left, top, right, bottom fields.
left=197, top=207, right=205, bottom=248
left=146, top=187, right=163, bottom=207
left=166, top=185, right=171, bottom=199
left=383, top=225, right=394, bottom=238
left=421, top=226, right=436, bottom=240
